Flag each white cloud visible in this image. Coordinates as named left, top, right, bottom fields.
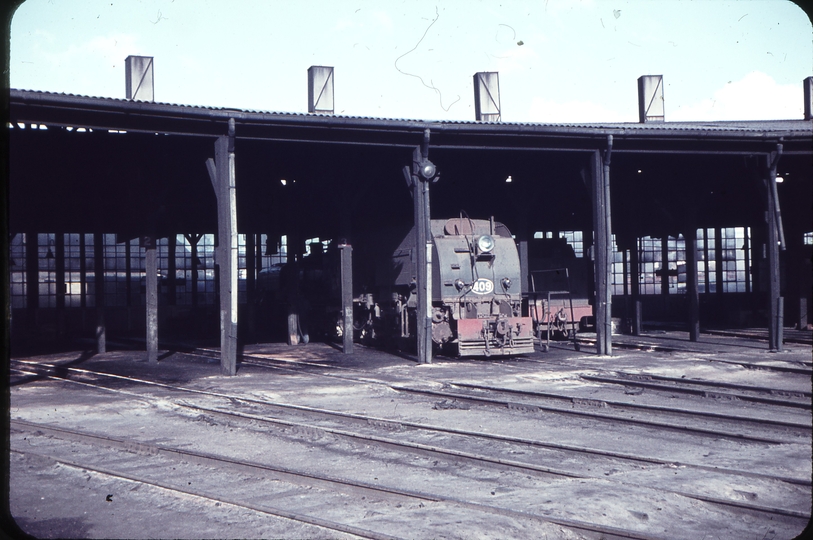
left=671, top=71, right=804, bottom=121
left=492, top=44, right=539, bottom=75
left=528, top=96, right=627, bottom=123
left=40, top=33, right=141, bottom=68
left=372, top=10, right=394, bottom=32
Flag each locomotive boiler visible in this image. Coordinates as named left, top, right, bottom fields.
left=361, top=217, right=535, bottom=357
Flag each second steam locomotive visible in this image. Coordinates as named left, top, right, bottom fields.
left=258, top=216, right=536, bottom=358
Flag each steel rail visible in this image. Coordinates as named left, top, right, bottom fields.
left=702, top=328, right=813, bottom=346
left=392, top=385, right=796, bottom=444
left=703, top=358, right=813, bottom=375
left=7, top=448, right=399, bottom=540
left=450, top=381, right=811, bottom=430
left=11, top=358, right=810, bottom=519
left=13, top=365, right=811, bottom=523
left=178, top=402, right=812, bottom=521
left=612, top=371, right=812, bottom=398
left=571, top=334, right=813, bottom=358
left=12, top=358, right=810, bottom=488
left=581, top=375, right=812, bottom=410
left=10, top=419, right=666, bottom=540
left=178, top=402, right=585, bottom=479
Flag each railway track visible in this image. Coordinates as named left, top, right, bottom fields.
left=11, top=358, right=812, bottom=517
left=610, top=370, right=812, bottom=398
left=390, top=383, right=808, bottom=445
left=228, top=352, right=813, bottom=445
left=10, top=420, right=402, bottom=540
left=442, top=381, right=811, bottom=433
left=14, top=354, right=810, bottom=447
left=580, top=374, right=811, bottom=410
left=570, top=330, right=813, bottom=358
left=13, top=355, right=811, bottom=464
left=10, top=405, right=675, bottom=539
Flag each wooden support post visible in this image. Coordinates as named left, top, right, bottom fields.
left=79, top=234, right=87, bottom=309
left=285, top=237, right=302, bottom=346
left=206, top=124, right=238, bottom=375
left=187, top=234, right=200, bottom=307
left=765, top=149, right=783, bottom=352
left=340, top=243, right=354, bottom=354
left=603, top=138, right=613, bottom=356
left=776, top=296, right=784, bottom=351
left=590, top=141, right=613, bottom=356
left=660, top=236, right=670, bottom=296
left=25, top=233, right=38, bottom=312
left=630, top=239, right=641, bottom=336
left=412, top=137, right=433, bottom=364
left=714, top=227, right=724, bottom=298
left=125, top=240, right=132, bottom=307
left=94, top=233, right=106, bottom=354
left=144, top=236, right=158, bottom=364
left=24, top=232, right=39, bottom=339
left=245, top=233, right=255, bottom=340
left=590, top=150, right=605, bottom=354
left=55, top=233, right=65, bottom=309
left=686, top=229, right=700, bottom=342
left=168, top=234, right=177, bottom=306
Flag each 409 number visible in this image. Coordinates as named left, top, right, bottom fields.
left=471, top=278, right=494, bottom=295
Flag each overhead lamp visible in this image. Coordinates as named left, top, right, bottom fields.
left=775, top=176, right=783, bottom=184
left=280, top=179, right=287, bottom=186
left=505, top=175, right=513, bottom=183
left=419, top=160, right=436, bottom=180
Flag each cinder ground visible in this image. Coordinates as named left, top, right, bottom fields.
left=5, top=330, right=812, bottom=539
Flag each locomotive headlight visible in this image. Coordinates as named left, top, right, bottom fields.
left=501, top=277, right=511, bottom=290
left=477, top=235, right=495, bottom=254
left=454, top=279, right=466, bottom=291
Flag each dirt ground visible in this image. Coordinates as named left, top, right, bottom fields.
left=5, top=331, right=812, bottom=539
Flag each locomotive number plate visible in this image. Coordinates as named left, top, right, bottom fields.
left=471, top=278, right=494, bottom=295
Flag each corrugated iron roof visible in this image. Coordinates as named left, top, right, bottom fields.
left=9, top=88, right=812, bottom=136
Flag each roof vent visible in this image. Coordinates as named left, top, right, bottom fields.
left=473, top=72, right=501, bottom=122
left=804, top=77, right=812, bottom=121
left=308, top=66, right=334, bottom=114
left=125, top=56, right=154, bottom=102
left=637, top=75, right=664, bottom=123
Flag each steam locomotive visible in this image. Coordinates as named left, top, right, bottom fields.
left=354, top=217, right=535, bottom=357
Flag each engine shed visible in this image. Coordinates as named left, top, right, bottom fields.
left=6, top=75, right=812, bottom=373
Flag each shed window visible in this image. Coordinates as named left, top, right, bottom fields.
left=720, top=227, right=750, bottom=293
left=533, top=230, right=584, bottom=257
left=9, top=234, right=27, bottom=309
left=638, top=236, right=662, bottom=295
left=38, top=233, right=57, bottom=308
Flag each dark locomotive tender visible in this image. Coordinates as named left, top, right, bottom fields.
left=356, top=217, right=535, bottom=357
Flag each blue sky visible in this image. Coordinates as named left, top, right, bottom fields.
left=10, top=0, right=813, bottom=122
